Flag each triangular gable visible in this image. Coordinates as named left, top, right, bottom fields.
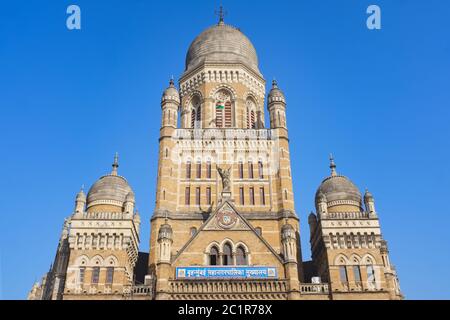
left=172, top=200, right=284, bottom=264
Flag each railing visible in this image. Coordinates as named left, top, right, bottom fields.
left=175, top=129, right=273, bottom=141
left=169, top=279, right=288, bottom=295
left=300, top=283, right=330, bottom=294
left=324, top=212, right=371, bottom=220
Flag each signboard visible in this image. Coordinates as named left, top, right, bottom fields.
left=175, top=266, right=278, bottom=280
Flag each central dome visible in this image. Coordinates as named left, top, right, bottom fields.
left=185, top=22, right=260, bottom=75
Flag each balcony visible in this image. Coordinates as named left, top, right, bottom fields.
left=300, top=283, right=330, bottom=294
left=175, top=129, right=274, bottom=141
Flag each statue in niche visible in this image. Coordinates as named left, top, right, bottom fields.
left=217, top=167, right=231, bottom=192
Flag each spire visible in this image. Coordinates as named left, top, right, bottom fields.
left=329, top=154, right=337, bottom=176
left=215, top=5, right=227, bottom=25
left=111, top=152, right=119, bottom=175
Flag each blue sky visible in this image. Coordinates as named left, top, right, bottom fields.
left=1, top=0, right=449, bottom=300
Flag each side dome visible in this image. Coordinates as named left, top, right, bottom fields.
left=185, top=22, right=261, bottom=75
left=162, top=78, right=180, bottom=104
left=86, top=155, right=134, bottom=212
left=315, top=156, right=362, bottom=212
left=268, top=80, right=286, bottom=104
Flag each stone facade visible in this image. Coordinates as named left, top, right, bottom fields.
left=28, top=15, right=402, bottom=301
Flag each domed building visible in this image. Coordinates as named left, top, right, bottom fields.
left=29, top=10, right=402, bottom=301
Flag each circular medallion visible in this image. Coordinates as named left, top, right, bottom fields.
left=217, top=210, right=238, bottom=229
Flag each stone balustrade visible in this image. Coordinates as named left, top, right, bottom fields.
left=175, top=129, right=273, bottom=141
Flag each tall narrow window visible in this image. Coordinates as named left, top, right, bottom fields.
left=239, top=187, right=245, bottom=205
left=353, top=266, right=362, bottom=283
left=106, top=267, right=114, bottom=284
left=251, top=110, right=256, bottom=129
left=339, top=266, right=348, bottom=283
left=206, top=187, right=211, bottom=205
left=258, top=161, right=264, bottom=179
left=79, top=267, right=86, bottom=284
left=259, top=187, right=265, bottom=206
left=206, top=161, right=212, bottom=179
left=223, top=243, right=233, bottom=266
left=186, top=161, right=191, bottom=179
left=216, top=102, right=224, bottom=128
left=236, top=246, right=248, bottom=265
left=196, top=161, right=201, bottom=179
left=224, top=101, right=232, bottom=127
left=195, top=187, right=200, bottom=206
left=239, top=162, right=244, bottom=179
left=249, top=187, right=255, bottom=206
left=185, top=187, right=190, bottom=206
left=190, top=227, right=197, bottom=236
left=191, top=109, right=196, bottom=128
left=92, top=267, right=100, bottom=284
left=367, top=265, right=376, bottom=284
left=196, top=105, right=201, bottom=122
left=209, top=246, right=219, bottom=266
left=248, top=161, right=254, bottom=179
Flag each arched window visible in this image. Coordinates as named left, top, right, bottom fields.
left=236, top=246, right=248, bottom=265
left=190, top=227, right=197, bottom=237
left=223, top=243, right=233, bottom=266
left=209, top=246, right=219, bottom=266
left=215, top=90, right=232, bottom=128
left=246, top=99, right=256, bottom=129
left=255, top=227, right=262, bottom=236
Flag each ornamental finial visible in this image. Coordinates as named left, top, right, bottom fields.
left=329, top=153, right=337, bottom=176
left=215, top=5, right=227, bottom=25
left=112, top=152, right=119, bottom=175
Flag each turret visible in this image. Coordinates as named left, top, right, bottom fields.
left=74, top=187, right=86, bottom=214
left=161, top=78, right=180, bottom=129
left=281, top=223, right=297, bottom=263
left=157, top=221, right=173, bottom=263
left=315, top=191, right=328, bottom=217
left=268, top=80, right=287, bottom=130
left=364, top=189, right=376, bottom=215
left=124, top=191, right=135, bottom=215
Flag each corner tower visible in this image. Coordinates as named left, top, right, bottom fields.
left=308, top=156, right=403, bottom=300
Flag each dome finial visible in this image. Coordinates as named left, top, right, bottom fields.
left=215, top=4, right=227, bottom=25
left=272, top=79, right=278, bottom=89
left=112, top=152, right=119, bottom=175
left=169, top=76, right=174, bottom=87
left=329, top=153, right=337, bottom=176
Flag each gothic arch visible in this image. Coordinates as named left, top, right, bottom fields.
left=105, top=255, right=119, bottom=266
left=361, top=253, right=377, bottom=265
left=90, top=255, right=104, bottom=267
left=74, top=255, right=89, bottom=267
left=334, top=254, right=349, bottom=265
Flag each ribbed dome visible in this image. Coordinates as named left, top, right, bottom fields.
left=315, top=156, right=362, bottom=209
left=185, top=23, right=260, bottom=75
left=86, top=155, right=134, bottom=210
left=86, top=174, right=133, bottom=208
left=316, top=175, right=362, bottom=205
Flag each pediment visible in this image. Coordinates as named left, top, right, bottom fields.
left=203, top=201, right=251, bottom=231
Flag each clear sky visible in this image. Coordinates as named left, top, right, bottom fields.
left=1, top=0, right=449, bottom=300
